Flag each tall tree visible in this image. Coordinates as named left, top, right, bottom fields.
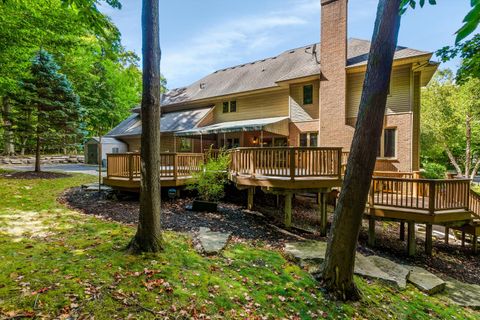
left=320, top=0, right=402, bottom=301
left=21, top=49, right=81, bottom=172
left=437, top=34, right=480, bottom=82
left=127, top=0, right=163, bottom=253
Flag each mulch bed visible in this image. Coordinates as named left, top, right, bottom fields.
left=61, top=187, right=480, bottom=285
left=1, top=171, right=71, bottom=179
left=60, top=187, right=315, bottom=247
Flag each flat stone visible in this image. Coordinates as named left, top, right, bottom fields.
left=284, top=241, right=327, bottom=274
left=445, top=279, right=480, bottom=309
left=196, top=227, right=231, bottom=255
left=354, top=254, right=397, bottom=286
left=407, top=266, right=445, bottom=294
left=368, top=256, right=409, bottom=289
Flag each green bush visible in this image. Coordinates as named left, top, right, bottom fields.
left=187, top=148, right=230, bottom=202
left=422, top=162, right=447, bottom=179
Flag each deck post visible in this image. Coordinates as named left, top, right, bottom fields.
left=319, top=192, right=327, bottom=236
left=289, top=149, right=295, bottom=180
left=284, top=192, right=292, bottom=228
left=407, top=221, right=416, bottom=256
left=428, top=180, right=436, bottom=214
left=173, top=154, right=178, bottom=180
left=461, top=231, right=466, bottom=248
left=276, top=195, right=280, bottom=208
left=425, top=223, right=433, bottom=256
left=247, top=187, right=254, bottom=210
left=128, top=153, right=134, bottom=181
left=368, top=217, right=376, bottom=247
left=444, top=227, right=450, bottom=244
left=400, top=222, right=405, bottom=241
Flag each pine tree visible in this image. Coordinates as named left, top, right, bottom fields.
left=21, top=49, right=81, bottom=172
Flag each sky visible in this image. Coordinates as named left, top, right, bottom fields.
left=100, top=0, right=471, bottom=89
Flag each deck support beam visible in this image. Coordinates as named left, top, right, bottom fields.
left=284, top=192, right=292, bottom=228
left=317, top=192, right=328, bottom=236
left=425, top=223, right=433, bottom=256
left=368, top=217, right=376, bottom=247
left=444, top=227, right=449, bottom=244
left=247, top=187, right=254, bottom=210
left=407, top=221, right=416, bottom=256
left=400, top=222, right=405, bottom=241
left=462, top=231, right=466, bottom=248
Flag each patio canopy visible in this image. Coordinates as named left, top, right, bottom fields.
left=175, top=116, right=290, bottom=137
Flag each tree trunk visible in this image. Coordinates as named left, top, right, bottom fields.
left=445, top=146, right=463, bottom=177
left=35, top=125, right=41, bottom=172
left=319, top=0, right=401, bottom=301
left=2, top=97, right=15, bottom=156
left=465, top=112, right=471, bottom=177
left=471, top=158, right=480, bottom=180
left=127, top=0, right=163, bottom=253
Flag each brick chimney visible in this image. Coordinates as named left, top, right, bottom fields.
left=319, top=0, right=353, bottom=149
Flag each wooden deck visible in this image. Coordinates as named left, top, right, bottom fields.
left=229, top=147, right=343, bottom=190
left=103, top=153, right=204, bottom=190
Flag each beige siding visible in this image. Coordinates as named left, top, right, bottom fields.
left=289, top=80, right=320, bottom=119
left=211, top=89, right=289, bottom=123
left=347, top=65, right=412, bottom=118
left=120, top=134, right=193, bottom=153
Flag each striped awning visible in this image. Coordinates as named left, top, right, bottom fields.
left=175, top=116, right=289, bottom=136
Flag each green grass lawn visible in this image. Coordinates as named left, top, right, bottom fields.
left=0, top=173, right=478, bottom=319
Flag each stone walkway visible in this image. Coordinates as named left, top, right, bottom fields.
left=194, top=227, right=231, bottom=255
left=284, top=240, right=480, bottom=308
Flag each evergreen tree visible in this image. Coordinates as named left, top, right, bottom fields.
left=21, top=49, right=81, bottom=171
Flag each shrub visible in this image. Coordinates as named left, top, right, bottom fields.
left=422, top=162, right=447, bottom=179
left=187, top=148, right=230, bottom=202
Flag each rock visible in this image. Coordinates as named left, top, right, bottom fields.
left=368, top=256, right=409, bottom=289
left=284, top=241, right=327, bottom=274
left=195, top=227, right=231, bottom=255
left=445, top=278, right=480, bottom=309
left=407, top=266, right=445, bottom=294
left=354, top=254, right=397, bottom=286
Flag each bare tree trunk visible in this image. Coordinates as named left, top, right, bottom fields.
left=2, top=97, right=15, bottom=156
left=127, top=0, right=163, bottom=253
left=465, top=113, right=471, bottom=177
left=471, top=158, right=480, bottom=180
left=319, top=0, right=401, bottom=301
left=445, top=146, right=463, bottom=177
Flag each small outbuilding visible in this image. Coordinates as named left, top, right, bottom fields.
left=84, top=137, right=128, bottom=165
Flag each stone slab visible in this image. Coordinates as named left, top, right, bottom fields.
left=407, top=266, right=445, bottom=294
left=368, top=256, right=409, bottom=289
left=284, top=241, right=327, bottom=274
left=354, top=254, right=397, bottom=286
left=445, top=279, right=480, bottom=309
left=196, top=227, right=231, bottom=255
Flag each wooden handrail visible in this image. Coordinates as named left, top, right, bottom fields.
left=370, top=177, right=471, bottom=213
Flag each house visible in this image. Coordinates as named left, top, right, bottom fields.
left=106, top=0, right=437, bottom=174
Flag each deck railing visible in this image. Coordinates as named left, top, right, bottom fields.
left=229, top=147, right=342, bottom=180
left=106, top=152, right=204, bottom=180
left=469, top=189, right=480, bottom=219
left=370, top=177, right=471, bottom=213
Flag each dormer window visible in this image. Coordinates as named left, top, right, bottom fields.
left=222, top=100, right=237, bottom=113
left=303, top=85, right=313, bottom=105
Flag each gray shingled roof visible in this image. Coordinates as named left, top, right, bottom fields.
left=106, top=107, right=213, bottom=137
left=162, top=38, right=430, bottom=107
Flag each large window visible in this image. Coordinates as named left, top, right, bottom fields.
left=222, top=100, right=237, bottom=113
left=179, top=138, right=192, bottom=152
left=299, top=132, right=318, bottom=147
left=303, top=85, right=313, bottom=105
left=378, top=128, right=396, bottom=158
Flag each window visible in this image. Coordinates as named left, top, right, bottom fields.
left=303, top=85, right=313, bottom=105
left=179, top=138, right=192, bottom=152
left=377, top=128, right=396, bottom=158
left=299, top=132, right=318, bottom=147
left=112, top=147, right=119, bottom=154
left=222, top=138, right=239, bottom=149
left=222, top=100, right=237, bottom=113
left=383, top=128, right=396, bottom=158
